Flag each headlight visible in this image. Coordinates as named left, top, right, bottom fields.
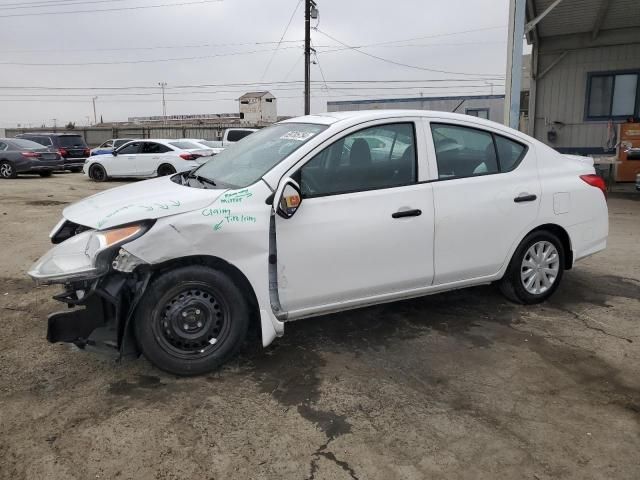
left=29, top=222, right=151, bottom=284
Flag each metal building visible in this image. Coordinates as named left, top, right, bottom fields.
left=521, top=0, right=640, bottom=155
left=327, top=95, right=506, bottom=124
left=239, top=91, right=277, bottom=124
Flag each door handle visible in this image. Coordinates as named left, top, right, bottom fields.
left=392, top=209, right=422, bottom=218
left=514, top=194, right=537, bottom=203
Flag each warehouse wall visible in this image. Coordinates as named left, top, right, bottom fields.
left=327, top=95, right=506, bottom=124
left=531, top=28, right=640, bottom=154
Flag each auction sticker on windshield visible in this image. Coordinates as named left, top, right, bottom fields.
left=280, top=131, right=316, bottom=141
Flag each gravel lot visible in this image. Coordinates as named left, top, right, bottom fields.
left=1, top=173, right=639, bottom=480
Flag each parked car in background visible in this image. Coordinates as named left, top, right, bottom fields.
left=203, top=128, right=257, bottom=152
left=29, top=110, right=609, bottom=376
left=177, top=139, right=218, bottom=164
left=16, top=133, right=90, bottom=172
left=90, top=138, right=134, bottom=156
left=636, top=172, right=640, bottom=191
left=0, top=138, right=63, bottom=178
left=84, top=139, right=213, bottom=181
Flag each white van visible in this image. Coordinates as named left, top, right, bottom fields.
left=28, top=111, right=608, bottom=375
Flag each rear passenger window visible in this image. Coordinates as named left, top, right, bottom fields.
left=494, top=135, right=526, bottom=172
left=298, top=123, right=417, bottom=197
left=431, top=124, right=498, bottom=179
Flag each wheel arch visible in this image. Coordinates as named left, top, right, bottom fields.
left=523, top=223, right=574, bottom=270
left=146, top=254, right=261, bottom=341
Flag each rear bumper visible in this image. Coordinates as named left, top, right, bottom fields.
left=63, top=158, right=87, bottom=169
left=15, top=159, right=64, bottom=173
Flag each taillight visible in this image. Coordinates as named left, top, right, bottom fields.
left=58, top=148, right=68, bottom=157
left=179, top=153, right=200, bottom=160
left=21, top=151, right=40, bottom=158
left=580, top=174, right=607, bottom=198
left=83, top=148, right=90, bottom=156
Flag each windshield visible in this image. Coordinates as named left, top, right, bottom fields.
left=10, top=139, right=48, bottom=150
left=169, top=141, right=202, bottom=150
left=194, top=123, right=327, bottom=188
left=58, top=135, right=87, bottom=148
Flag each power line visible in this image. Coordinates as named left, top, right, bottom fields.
left=0, top=39, right=304, bottom=54
left=314, top=28, right=503, bottom=78
left=260, top=0, right=303, bottom=81
left=0, top=45, right=302, bottom=66
left=0, top=78, right=507, bottom=92
left=0, top=0, right=222, bottom=18
left=0, top=84, right=504, bottom=98
left=1, top=0, right=130, bottom=11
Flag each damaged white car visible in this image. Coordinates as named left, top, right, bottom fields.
left=28, top=111, right=609, bottom=375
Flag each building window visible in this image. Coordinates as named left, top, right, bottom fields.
left=586, top=71, right=640, bottom=120
left=265, top=98, right=274, bottom=103
left=465, top=108, right=489, bottom=119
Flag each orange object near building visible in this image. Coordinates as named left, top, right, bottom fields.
left=616, top=122, right=640, bottom=182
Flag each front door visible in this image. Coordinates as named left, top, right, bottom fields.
left=427, top=120, right=541, bottom=284
left=110, top=141, right=141, bottom=176
left=275, top=121, right=435, bottom=316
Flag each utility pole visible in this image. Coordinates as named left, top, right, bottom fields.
left=158, top=82, right=167, bottom=123
left=304, top=0, right=317, bottom=115
left=92, top=96, right=98, bottom=125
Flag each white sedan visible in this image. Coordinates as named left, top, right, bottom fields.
left=84, top=139, right=213, bottom=181
left=30, top=110, right=608, bottom=375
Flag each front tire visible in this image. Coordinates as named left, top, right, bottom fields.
left=499, top=230, right=565, bottom=304
left=89, top=164, right=107, bottom=182
left=0, top=160, right=17, bottom=179
left=134, top=266, right=250, bottom=376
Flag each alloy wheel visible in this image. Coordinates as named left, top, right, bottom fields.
left=0, top=162, right=13, bottom=178
left=520, top=240, right=560, bottom=295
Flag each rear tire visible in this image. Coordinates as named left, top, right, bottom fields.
left=134, top=266, right=250, bottom=376
left=499, top=230, right=565, bottom=304
left=39, top=171, right=53, bottom=177
left=0, top=160, right=17, bottom=179
left=89, top=164, right=107, bottom=182
left=157, top=164, right=176, bottom=176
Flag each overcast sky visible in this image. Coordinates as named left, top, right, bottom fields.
left=0, top=0, right=512, bottom=127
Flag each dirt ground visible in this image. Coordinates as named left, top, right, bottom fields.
left=1, top=173, right=639, bottom=480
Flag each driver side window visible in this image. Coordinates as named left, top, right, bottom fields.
left=297, top=123, right=417, bottom=197
left=118, top=142, right=140, bottom=155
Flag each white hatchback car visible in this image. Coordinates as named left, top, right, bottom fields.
left=84, top=139, right=212, bottom=181
left=29, top=110, right=608, bottom=375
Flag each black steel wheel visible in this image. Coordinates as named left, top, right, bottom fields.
left=157, top=164, right=176, bottom=176
left=89, top=164, right=107, bottom=182
left=135, top=266, right=250, bottom=375
left=0, top=160, right=17, bottom=179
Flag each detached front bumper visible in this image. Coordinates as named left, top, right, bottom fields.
left=46, top=272, right=149, bottom=356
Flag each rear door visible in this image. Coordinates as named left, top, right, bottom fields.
left=109, top=141, right=141, bottom=176
left=275, top=120, right=435, bottom=316
left=137, top=142, right=172, bottom=176
left=427, top=119, right=540, bottom=284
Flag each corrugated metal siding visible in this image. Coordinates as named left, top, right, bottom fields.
left=533, top=42, right=640, bottom=151
left=327, top=96, right=505, bottom=123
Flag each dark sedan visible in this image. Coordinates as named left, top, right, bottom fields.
left=0, top=138, right=63, bottom=179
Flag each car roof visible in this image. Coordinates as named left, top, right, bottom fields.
left=281, top=109, right=535, bottom=143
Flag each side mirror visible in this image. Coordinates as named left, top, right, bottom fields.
left=112, top=150, right=118, bottom=156
left=276, top=179, right=302, bottom=219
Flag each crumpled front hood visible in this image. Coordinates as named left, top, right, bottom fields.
left=63, top=175, right=225, bottom=230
